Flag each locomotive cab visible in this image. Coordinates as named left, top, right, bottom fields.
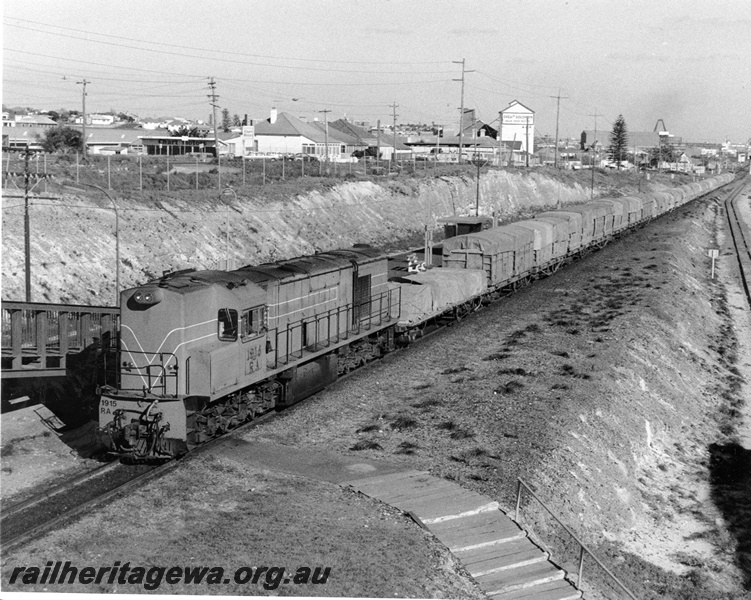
left=99, top=270, right=270, bottom=459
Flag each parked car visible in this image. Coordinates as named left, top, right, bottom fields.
left=244, top=152, right=282, bottom=161
left=293, top=153, right=319, bottom=162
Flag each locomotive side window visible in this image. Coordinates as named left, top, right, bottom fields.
left=241, top=306, right=266, bottom=340
left=218, top=309, right=238, bottom=341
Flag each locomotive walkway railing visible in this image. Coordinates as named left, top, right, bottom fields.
left=1, top=301, right=119, bottom=379
left=267, top=288, right=400, bottom=369
left=515, top=478, right=637, bottom=599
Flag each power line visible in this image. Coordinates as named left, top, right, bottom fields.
left=6, top=50, right=450, bottom=88
left=5, top=17, right=453, bottom=67
left=5, top=21, right=455, bottom=75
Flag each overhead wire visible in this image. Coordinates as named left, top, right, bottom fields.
left=5, top=17, right=453, bottom=67
left=5, top=21, right=455, bottom=75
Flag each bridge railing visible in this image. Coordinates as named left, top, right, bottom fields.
left=1, top=301, right=119, bottom=378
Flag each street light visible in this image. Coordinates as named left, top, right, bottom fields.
left=475, top=155, right=489, bottom=216
left=68, top=182, right=120, bottom=306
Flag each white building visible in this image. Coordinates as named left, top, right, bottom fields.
left=499, top=100, right=535, bottom=155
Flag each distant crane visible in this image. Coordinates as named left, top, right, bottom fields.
left=653, top=119, right=668, bottom=134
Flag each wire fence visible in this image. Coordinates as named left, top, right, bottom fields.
left=1, top=152, right=499, bottom=196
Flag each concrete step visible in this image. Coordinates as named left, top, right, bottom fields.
left=456, top=535, right=537, bottom=563
left=491, top=578, right=581, bottom=600
left=372, top=479, right=458, bottom=500
left=447, top=527, right=527, bottom=552
left=344, top=470, right=429, bottom=493
left=429, top=507, right=519, bottom=534
left=478, top=560, right=565, bottom=596
left=466, top=546, right=549, bottom=578
left=393, top=487, right=485, bottom=510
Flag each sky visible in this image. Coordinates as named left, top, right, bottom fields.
left=3, top=0, right=750, bottom=144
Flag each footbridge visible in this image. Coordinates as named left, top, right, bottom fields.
left=1, top=300, right=118, bottom=381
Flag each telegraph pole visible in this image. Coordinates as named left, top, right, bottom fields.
left=76, top=78, right=89, bottom=158
left=376, top=119, right=381, bottom=169
left=23, top=147, right=32, bottom=301
left=452, top=59, right=474, bottom=164
left=391, top=102, right=399, bottom=169
left=589, top=109, right=599, bottom=199
left=550, top=88, right=568, bottom=168
left=525, top=117, right=530, bottom=168
left=208, top=77, right=220, bottom=160
left=319, top=109, right=331, bottom=164
left=498, top=111, right=503, bottom=167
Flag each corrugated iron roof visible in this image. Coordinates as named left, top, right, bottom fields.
left=253, top=112, right=329, bottom=143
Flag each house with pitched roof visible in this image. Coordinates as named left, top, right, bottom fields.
left=247, top=109, right=365, bottom=159
left=4, top=114, right=58, bottom=128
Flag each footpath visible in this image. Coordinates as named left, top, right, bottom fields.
left=216, top=437, right=581, bottom=599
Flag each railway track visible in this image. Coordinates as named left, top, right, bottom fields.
left=724, top=177, right=751, bottom=305
left=0, top=409, right=281, bottom=553
left=4, top=179, right=740, bottom=555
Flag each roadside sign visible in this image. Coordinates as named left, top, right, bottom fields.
left=707, top=248, right=720, bottom=278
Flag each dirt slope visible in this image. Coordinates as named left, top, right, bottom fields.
left=243, top=194, right=748, bottom=599
left=2, top=168, right=673, bottom=305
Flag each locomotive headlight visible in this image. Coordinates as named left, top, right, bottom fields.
left=131, top=288, right=163, bottom=305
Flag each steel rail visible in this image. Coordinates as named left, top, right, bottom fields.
left=1, top=463, right=167, bottom=554
left=0, top=406, right=283, bottom=553
left=1, top=461, right=120, bottom=520
left=724, top=178, right=751, bottom=305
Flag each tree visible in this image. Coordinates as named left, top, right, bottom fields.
left=647, top=144, right=678, bottom=167
left=171, top=126, right=206, bottom=138
left=232, top=114, right=241, bottom=127
left=221, top=108, right=231, bottom=132
left=38, top=126, right=83, bottom=153
left=608, top=115, right=628, bottom=169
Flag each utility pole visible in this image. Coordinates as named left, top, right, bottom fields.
left=391, top=102, right=399, bottom=170
left=589, top=109, right=599, bottom=199
left=76, top=78, right=89, bottom=158
left=23, top=147, right=32, bottom=302
left=319, top=109, right=331, bottom=164
left=452, top=59, right=474, bottom=165
left=208, top=77, right=220, bottom=162
left=376, top=119, right=381, bottom=170
left=525, top=117, right=530, bottom=168
left=550, top=88, right=568, bottom=168
left=498, top=111, right=503, bottom=168
left=475, top=158, right=482, bottom=216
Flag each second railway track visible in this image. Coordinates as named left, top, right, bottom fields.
left=724, top=177, right=751, bottom=304
left=0, top=408, right=284, bottom=553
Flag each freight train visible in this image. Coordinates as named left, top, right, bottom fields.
left=98, top=173, right=734, bottom=459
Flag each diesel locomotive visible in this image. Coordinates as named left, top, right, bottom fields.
left=98, top=173, right=734, bottom=459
